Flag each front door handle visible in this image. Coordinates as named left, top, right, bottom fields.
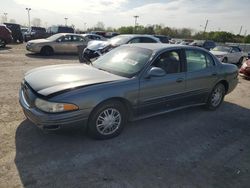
left=211, top=73, right=217, bottom=76
left=176, top=78, right=184, bottom=83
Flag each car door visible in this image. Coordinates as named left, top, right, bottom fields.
left=138, top=49, right=186, bottom=116
left=185, top=49, right=218, bottom=104
left=71, top=35, right=87, bottom=53
left=230, top=47, right=242, bottom=63
left=53, top=35, right=73, bottom=53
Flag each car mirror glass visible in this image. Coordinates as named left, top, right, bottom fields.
left=145, top=67, right=166, bottom=78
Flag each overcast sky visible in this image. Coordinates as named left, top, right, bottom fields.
left=0, top=0, right=249, bottom=34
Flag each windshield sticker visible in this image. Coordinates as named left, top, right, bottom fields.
left=125, top=58, right=138, bottom=66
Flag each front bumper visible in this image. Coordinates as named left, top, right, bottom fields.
left=19, top=88, right=89, bottom=130
left=26, top=44, right=41, bottom=53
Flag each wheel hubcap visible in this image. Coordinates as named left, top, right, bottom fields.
left=96, top=108, right=121, bottom=135
left=211, top=87, right=222, bottom=107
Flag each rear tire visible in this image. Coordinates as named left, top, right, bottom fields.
left=88, top=101, right=127, bottom=139
left=238, top=57, right=244, bottom=66
left=41, top=46, right=54, bottom=56
left=206, top=83, right=225, bottom=110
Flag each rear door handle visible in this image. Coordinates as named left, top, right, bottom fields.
left=211, top=73, right=217, bottom=76
left=176, top=78, right=184, bottom=83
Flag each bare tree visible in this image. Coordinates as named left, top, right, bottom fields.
left=0, top=16, right=5, bottom=23
left=32, top=18, right=41, bottom=27
left=95, top=21, right=105, bottom=30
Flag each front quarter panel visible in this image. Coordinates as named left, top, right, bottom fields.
left=50, top=78, right=139, bottom=116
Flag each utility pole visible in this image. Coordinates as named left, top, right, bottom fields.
left=64, top=17, right=68, bottom=26
left=134, top=15, right=139, bottom=33
left=239, top=26, right=243, bottom=35
left=203, top=19, right=208, bottom=33
left=3, top=13, right=8, bottom=22
left=244, top=30, right=247, bottom=36
left=25, top=8, right=31, bottom=29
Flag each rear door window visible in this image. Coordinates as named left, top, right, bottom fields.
left=186, top=50, right=213, bottom=72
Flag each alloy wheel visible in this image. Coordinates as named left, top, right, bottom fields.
left=96, top=108, right=121, bottom=136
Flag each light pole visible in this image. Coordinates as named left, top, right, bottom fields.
left=84, top=22, right=87, bottom=31
left=133, top=15, right=139, bottom=33
left=3, top=13, right=8, bottom=22
left=64, top=17, right=68, bottom=26
left=25, top=8, right=31, bottom=29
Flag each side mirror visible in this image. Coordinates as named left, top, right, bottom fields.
left=145, top=67, right=166, bottom=78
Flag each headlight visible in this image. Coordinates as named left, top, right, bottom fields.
left=35, top=98, right=79, bottom=113
left=27, top=42, right=33, bottom=47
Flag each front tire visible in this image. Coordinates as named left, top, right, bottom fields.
left=40, top=46, right=54, bottom=56
left=88, top=101, right=127, bottom=139
left=206, top=83, right=225, bottom=110
left=238, top=57, right=244, bottom=66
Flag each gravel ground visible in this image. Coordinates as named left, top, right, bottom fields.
left=0, top=44, right=249, bottom=188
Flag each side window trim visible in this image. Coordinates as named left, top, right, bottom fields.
left=185, top=49, right=209, bottom=72
left=151, top=49, right=183, bottom=74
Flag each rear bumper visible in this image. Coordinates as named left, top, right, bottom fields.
left=19, top=89, right=89, bottom=130
left=227, top=76, right=238, bottom=94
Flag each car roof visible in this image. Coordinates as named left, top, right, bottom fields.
left=56, top=33, right=82, bottom=36
left=122, top=43, right=208, bottom=52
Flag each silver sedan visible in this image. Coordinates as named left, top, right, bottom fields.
left=26, top=33, right=88, bottom=55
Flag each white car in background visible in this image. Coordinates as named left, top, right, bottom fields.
left=210, top=46, right=247, bottom=65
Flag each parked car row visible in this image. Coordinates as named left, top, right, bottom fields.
left=0, top=23, right=76, bottom=48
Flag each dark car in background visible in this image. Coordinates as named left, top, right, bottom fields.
left=24, top=26, right=48, bottom=42
left=154, top=35, right=170, bottom=43
left=4, top=23, right=23, bottom=43
left=81, top=33, right=107, bottom=41
left=190, top=40, right=216, bottom=50
left=0, top=24, right=13, bottom=47
left=19, top=44, right=238, bottom=139
left=47, top=26, right=74, bottom=35
left=105, top=32, right=120, bottom=38
left=90, top=31, right=106, bottom=37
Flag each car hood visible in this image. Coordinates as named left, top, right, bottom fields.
left=24, top=64, right=126, bottom=96
left=87, top=40, right=109, bottom=50
left=28, top=39, right=50, bottom=44
left=210, top=51, right=228, bottom=56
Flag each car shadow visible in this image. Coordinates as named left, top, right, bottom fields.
left=15, top=102, right=250, bottom=188
left=0, top=46, right=12, bottom=51
left=25, top=53, right=79, bottom=61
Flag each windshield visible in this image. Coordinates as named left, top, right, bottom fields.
left=46, top=34, right=63, bottom=41
left=109, top=35, right=132, bottom=46
left=92, top=46, right=153, bottom=78
left=212, top=46, right=231, bottom=52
